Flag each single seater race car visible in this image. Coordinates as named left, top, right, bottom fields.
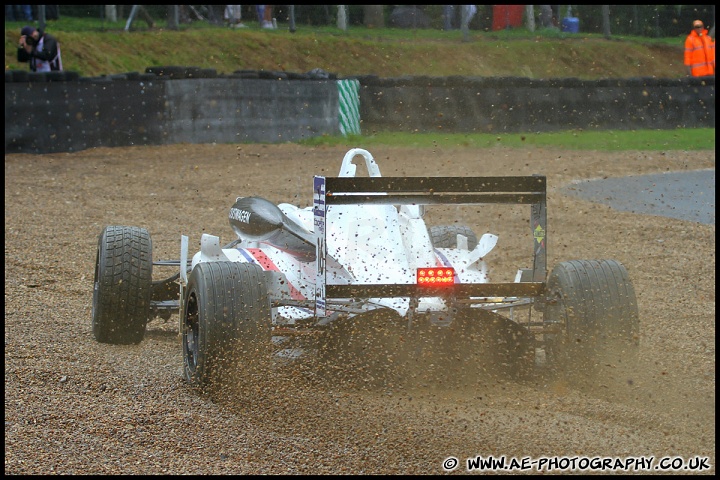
left=92, top=148, right=639, bottom=389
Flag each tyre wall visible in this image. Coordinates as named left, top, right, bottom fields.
left=5, top=72, right=340, bottom=154
left=4, top=72, right=714, bottom=154
left=355, top=75, right=715, bottom=134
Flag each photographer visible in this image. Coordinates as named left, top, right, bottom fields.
left=17, top=25, right=63, bottom=72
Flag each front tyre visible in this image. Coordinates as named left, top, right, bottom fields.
left=182, top=262, right=271, bottom=389
left=428, top=225, right=478, bottom=250
left=92, top=226, right=152, bottom=345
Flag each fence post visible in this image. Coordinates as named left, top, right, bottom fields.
left=125, top=5, right=139, bottom=31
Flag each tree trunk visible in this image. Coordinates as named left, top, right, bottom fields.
left=526, top=5, right=535, bottom=32
left=288, top=5, right=296, bottom=33
left=460, top=6, right=469, bottom=42
left=105, top=5, right=117, bottom=23
left=337, top=5, right=347, bottom=31
left=602, top=5, right=611, bottom=39
left=166, top=5, right=179, bottom=30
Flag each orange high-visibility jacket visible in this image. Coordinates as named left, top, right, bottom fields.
left=684, top=29, right=715, bottom=77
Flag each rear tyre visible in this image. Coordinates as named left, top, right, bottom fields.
left=92, top=226, right=152, bottom=345
left=428, top=225, right=478, bottom=250
left=182, top=262, right=271, bottom=389
left=543, top=259, right=639, bottom=375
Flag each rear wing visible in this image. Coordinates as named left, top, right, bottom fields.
left=313, top=175, right=547, bottom=316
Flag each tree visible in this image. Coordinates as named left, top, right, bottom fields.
left=167, top=5, right=178, bottom=30
left=526, top=5, right=535, bottom=32
left=601, top=5, right=611, bottom=39
left=337, top=5, right=347, bottom=31
left=105, top=5, right=117, bottom=23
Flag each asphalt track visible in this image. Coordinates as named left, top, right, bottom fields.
left=561, top=169, right=715, bottom=225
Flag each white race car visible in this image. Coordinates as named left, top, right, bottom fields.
left=92, top=148, right=639, bottom=388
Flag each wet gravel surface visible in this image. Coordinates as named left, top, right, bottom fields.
left=5, top=144, right=715, bottom=474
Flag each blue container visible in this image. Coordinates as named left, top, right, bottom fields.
left=561, top=16, right=580, bottom=33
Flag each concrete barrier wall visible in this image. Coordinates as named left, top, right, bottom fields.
left=4, top=74, right=714, bottom=154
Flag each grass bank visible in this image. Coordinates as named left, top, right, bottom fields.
left=5, top=17, right=687, bottom=79
left=302, top=129, right=715, bottom=151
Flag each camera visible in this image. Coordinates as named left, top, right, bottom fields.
left=24, top=35, right=35, bottom=46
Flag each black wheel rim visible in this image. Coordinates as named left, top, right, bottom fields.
left=183, top=292, right=200, bottom=375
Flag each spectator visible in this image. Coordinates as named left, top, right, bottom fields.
left=390, top=6, right=430, bottom=28
left=17, top=25, right=63, bottom=72
left=21, top=4, right=32, bottom=20
left=5, top=5, right=33, bottom=21
left=256, top=5, right=275, bottom=29
left=538, top=5, right=556, bottom=29
left=443, top=5, right=455, bottom=30
left=224, top=5, right=245, bottom=28
left=263, top=5, right=275, bottom=29
left=462, top=5, right=477, bottom=26
left=684, top=20, right=715, bottom=77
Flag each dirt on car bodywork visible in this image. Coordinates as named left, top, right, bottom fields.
left=4, top=144, right=715, bottom=474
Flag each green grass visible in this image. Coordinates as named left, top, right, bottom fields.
left=6, top=16, right=687, bottom=79
left=5, top=16, right=686, bottom=45
left=300, top=128, right=716, bottom=151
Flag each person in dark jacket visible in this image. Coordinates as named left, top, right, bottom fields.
left=17, top=25, right=63, bottom=72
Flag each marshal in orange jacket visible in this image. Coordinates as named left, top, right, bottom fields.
left=684, top=24, right=715, bottom=77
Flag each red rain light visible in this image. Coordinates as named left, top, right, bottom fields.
left=417, top=267, right=455, bottom=286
